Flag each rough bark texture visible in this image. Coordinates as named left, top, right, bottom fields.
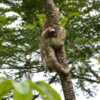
left=42, top=0, right=60, bottom=32
left=42, top=0, right=76, bottom=100
left=56, top=46, right=76, bottom=100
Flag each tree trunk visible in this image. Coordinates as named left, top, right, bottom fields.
left=60, top=74, right=76, bottom=100
left=56, top=46, right=76, bottom=100
left=42, top=0, right=76, bottom=100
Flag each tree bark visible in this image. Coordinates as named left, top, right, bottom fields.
left=42, top=0, right=76, bottom=100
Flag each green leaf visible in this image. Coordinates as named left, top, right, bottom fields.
left=29, top=81, right=61, bottom=100
left=36, top=81, right=61, bottom=100
left=0, top=15, right=8, bottom=26
left=0, top=78, right=12, bottom=97
left=13, top=80, right=33, bottom=100
left=29, top=81, right=47, bottom=99
left=98, top=55, right=100, bottom=64
left=60, top=12, right=79, bottom=27
left=13, top=89, right=33, bottom=100
left=36, top=14, right=45, bottom=26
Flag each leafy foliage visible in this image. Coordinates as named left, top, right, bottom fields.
left=0, top=78, right=61, bottom=100
left=0, top=0, right=100, bottom=99
left=0, top=78, right=12, bottom=98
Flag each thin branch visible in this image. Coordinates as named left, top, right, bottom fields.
left=0, top=67, right=35, bottom=69
left=85, top=63, right=100, bottom=81
left=71, top=72, right=100, bottom=83
left=33, top=95, right=39, bottom=100
left=49, top=74, right=58, bottom=84
left=0, top=63, right=43, bottom=70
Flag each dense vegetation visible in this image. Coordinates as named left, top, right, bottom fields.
left=0, top=0, right=100, bottom=99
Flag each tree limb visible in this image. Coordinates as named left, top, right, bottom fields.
left=71, top=72, right=100, bottom=83
left=85, top=63, right=100, bottom=81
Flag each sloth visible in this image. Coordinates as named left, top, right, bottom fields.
left=40, top=27, right=69, bottom=74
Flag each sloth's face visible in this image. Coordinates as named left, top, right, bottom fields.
left=47, top=28, right=57, bottom=38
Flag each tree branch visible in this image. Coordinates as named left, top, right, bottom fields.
left=71, top=72, right=100, bottom=83
left=49, top=74, right=58, bottom=84
left=85, top=63, right=100, bottom=81
left=42, top=0, right=60, bottom=30
left=0, top=65, right=43, bottom=70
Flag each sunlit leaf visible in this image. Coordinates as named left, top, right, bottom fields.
left=0, top=78, right=12, bottom=97
left=13, top=80, right=33, bottom=100
left=36, top=81, right=61, bottom=100
left=98, top=55, right=100, bottom=64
